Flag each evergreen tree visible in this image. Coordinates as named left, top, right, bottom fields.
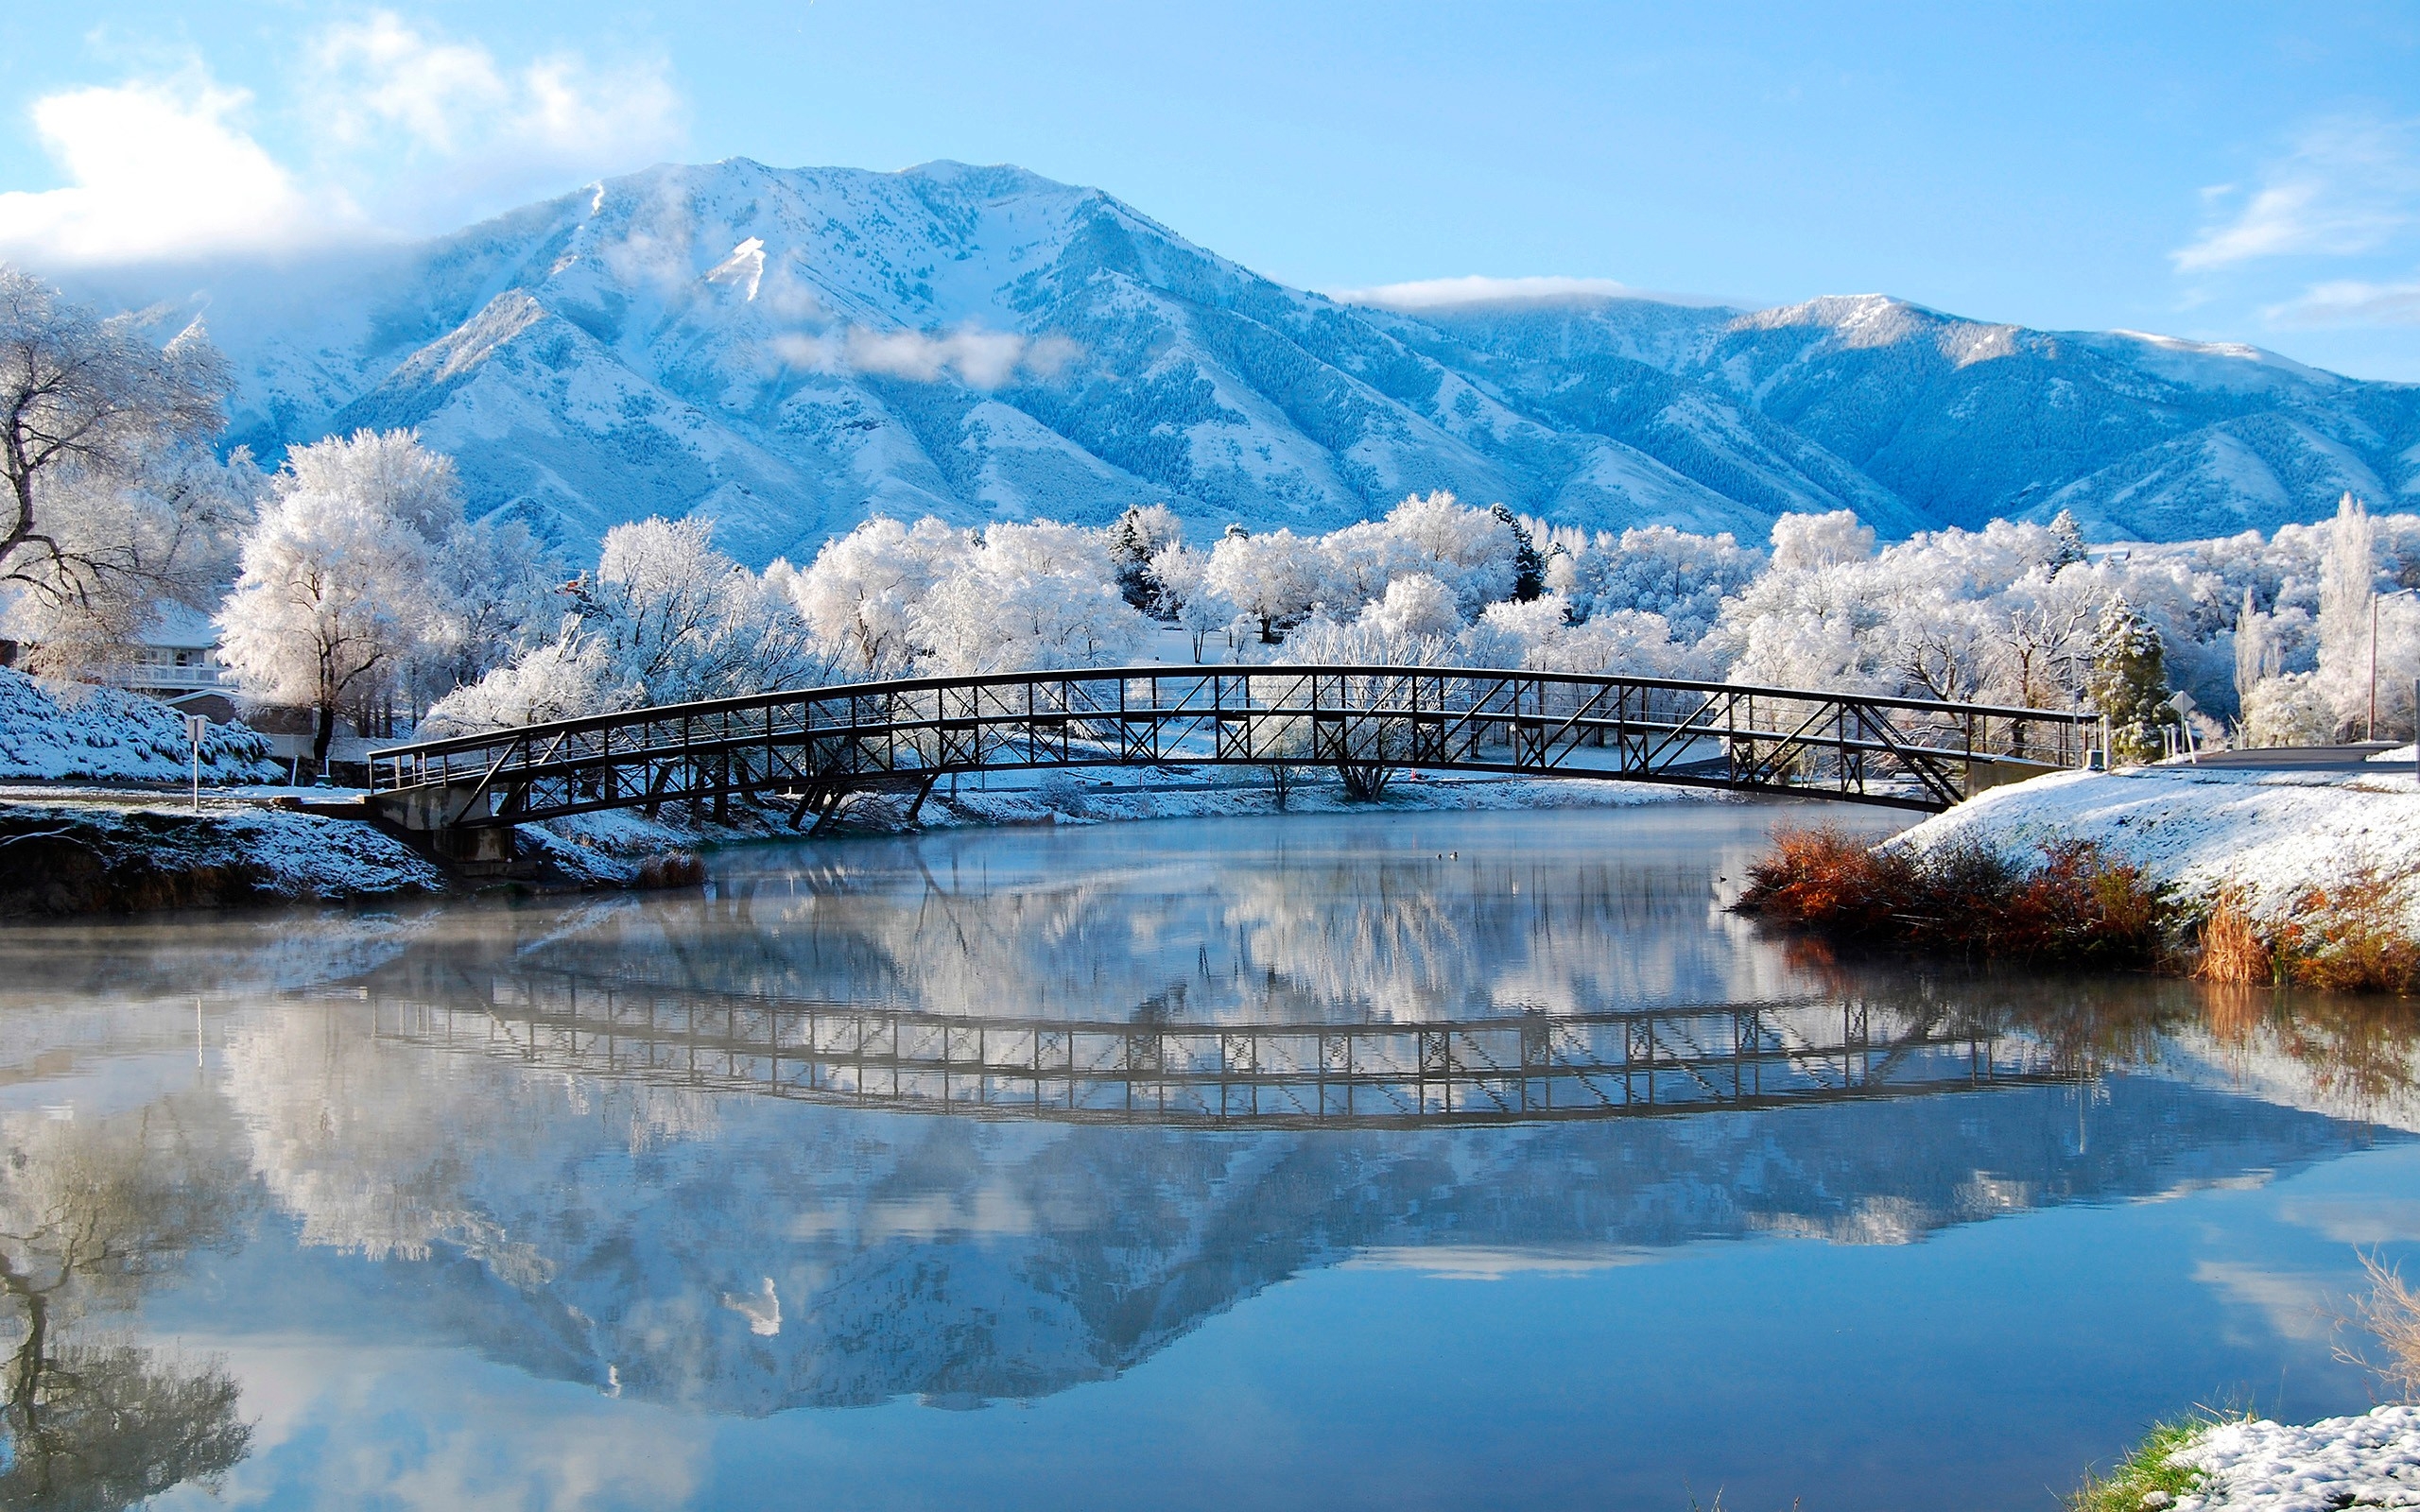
left=2085, top=596, right=2175, bottom=764
left=1492, top=503, right=1546, bottom=602
left=1105, top=504, right=1183, bottom=615
left=2046, top=508, right=2087, bottom=571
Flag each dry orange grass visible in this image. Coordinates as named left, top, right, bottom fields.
left=2197, top=888, right=2273, bottom=986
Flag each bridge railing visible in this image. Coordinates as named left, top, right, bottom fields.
left=365, top=971, right=2060, bottom=1127
left=369, top=664, right=2098, bottom=827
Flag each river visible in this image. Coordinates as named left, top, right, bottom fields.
left=0, top=802, right=2412, bottom=1509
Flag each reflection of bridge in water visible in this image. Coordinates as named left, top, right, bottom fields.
left=374, top=974, right=2067, bottom=1127
left=366, top=664, right=2098, bottom=861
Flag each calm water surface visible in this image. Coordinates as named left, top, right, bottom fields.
left=2, top=802, right=2416, bottom=1510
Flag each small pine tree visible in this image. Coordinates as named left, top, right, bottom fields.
left=1493, top=503, right=1545, bottom=602
left=2086, top=596, right=2175, bottom=763
left=2047, top=508, right=2086, bottom=572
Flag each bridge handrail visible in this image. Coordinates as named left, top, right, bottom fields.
left=368, top=662, right=2097, bottom=774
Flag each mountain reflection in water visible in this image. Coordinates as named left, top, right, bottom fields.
left=0, top=807, right=2415, bottom=1508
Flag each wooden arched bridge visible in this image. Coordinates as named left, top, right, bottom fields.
left=366, top=664, right=2097, bottom=861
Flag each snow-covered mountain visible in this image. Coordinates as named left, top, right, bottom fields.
left=63, top=159, right=2420, bottom=564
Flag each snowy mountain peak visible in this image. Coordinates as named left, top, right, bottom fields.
left=47, top=160, right=2420, bottom=563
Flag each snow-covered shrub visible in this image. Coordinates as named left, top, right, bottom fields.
left=0, top=668, right=276, bottom=782
left=2240, top=672, right=2337, bottom=747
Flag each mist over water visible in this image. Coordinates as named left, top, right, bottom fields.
left=0, top=804, right=2414, bottom=1509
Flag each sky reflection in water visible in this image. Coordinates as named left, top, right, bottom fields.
left=0, top=805, right=2415, bottom=1510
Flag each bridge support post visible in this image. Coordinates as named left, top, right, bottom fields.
left=367, top=781, right=517, bottom=871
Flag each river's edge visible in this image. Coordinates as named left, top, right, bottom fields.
left=2081, top=1402, right=2420, bottom=1510
left=0, top=769, right=1731, bottom=917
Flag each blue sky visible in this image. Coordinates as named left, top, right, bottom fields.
left=5, top=3, right=2420, bottom=376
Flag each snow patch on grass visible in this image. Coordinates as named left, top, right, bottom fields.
left=2169, top=1403, right=2420, bottom=1509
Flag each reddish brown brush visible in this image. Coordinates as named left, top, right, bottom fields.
left=1736, top=827, right=1916, bottom=938
left=2288, top=868, right=2420, bottom=994
left=1736, top=826, right=2165, bottom=965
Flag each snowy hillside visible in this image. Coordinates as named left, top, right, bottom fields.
left=57, top=160, right=2420, bottom=565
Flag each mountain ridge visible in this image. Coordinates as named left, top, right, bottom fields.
left=49, top=157, right=2420, bottom=564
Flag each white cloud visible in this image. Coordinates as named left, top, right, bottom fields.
left=1331, top=274, right=1642, bottom=310
left=306, top=13, right=681, bottom=175
left=2175, top=116, right=2420, bottom=273
left=0, top=15, right=684, bottom=267
left=2266, top=275, right=2420, bottom=327
left=772, top=325, right=1081, bottom=388
left=0, top=77, right=348, bottom=264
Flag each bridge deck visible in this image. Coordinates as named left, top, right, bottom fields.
left=368, top=664, right=2096, bottom=841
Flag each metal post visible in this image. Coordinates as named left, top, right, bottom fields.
left=185, top=713, right=208, bottom=814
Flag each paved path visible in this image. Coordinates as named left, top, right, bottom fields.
left=2179, top=744, right=2411, bottom=774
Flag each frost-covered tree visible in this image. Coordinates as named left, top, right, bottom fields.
left=429, top=515, right=839, bottom=733
left=577, top=516, right=833, bottom=703
left=2085, top=597, right=2176, bottom=764
left=1769, top=510, right=1876, bottom=573
left=1311, top=493, right=1521, bottom=623
left=1106, top=504, right=1184, bottom=614
left=216, top=430, right=464, bottom=760
left=2046, top=508, right=2087, bottom=571
left=910, top=521, right=1150, bottom=675
left=1990, top=565, right=2100, bottom=709
left=1472, top=594, right=1704, bottom=679
left=1206, top=527, right=1323, bottom=642
left=416, top=513, right=561, bottom=705
left=2316, top=491, right=2376, bottom=737
left=2241, top=671, right=2336, bottom=747
left=1148, top=542, right=1234, bottom=662
left=1357, top=574, right=1462, bottom=642
left=780, top=516, right=970, bottom=678
left=1501, top=506, right=1546, bottom=602
left=0, top=268, right=244, bottom=675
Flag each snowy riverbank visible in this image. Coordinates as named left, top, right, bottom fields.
left=2162, top=1404, right=2420, bottom=1509
left=1, top=768, right=1724, bottom=915
left=0, top=797, right=444, bottom=916
left=1893, top=763, right=2420, bottom=926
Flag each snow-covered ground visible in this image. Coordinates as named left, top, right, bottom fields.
left=0, top=668, right=280, bottom=782
left=2169, top=1404, right=2420, bottom=1509
left=0, top=795, right=443, bottom=915
left=1893, top=764, right=2420, bottom=923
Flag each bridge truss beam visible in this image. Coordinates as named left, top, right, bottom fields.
left=368, top=665, right=2096, bottom=837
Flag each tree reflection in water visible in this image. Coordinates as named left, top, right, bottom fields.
left=0, top=1102, right=253, bottom=1509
